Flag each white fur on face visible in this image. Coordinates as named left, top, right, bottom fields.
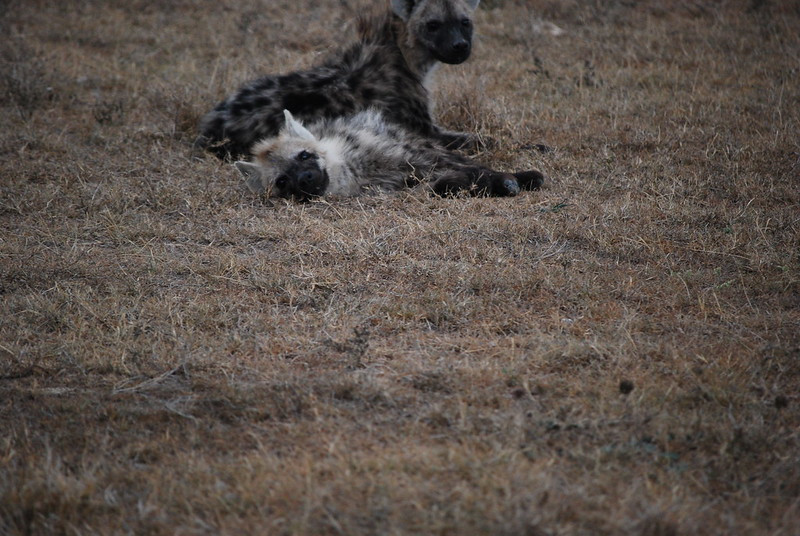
left=236, top=111, right=329, bottom=197
left=245, top=137, right=325, bottom=197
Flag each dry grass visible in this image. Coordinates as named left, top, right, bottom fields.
left=1, top=0, right=799, bottom=534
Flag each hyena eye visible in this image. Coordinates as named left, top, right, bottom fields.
left=425, top=20, right=442, bottom=33
left=296, top=150, right=313, bottom=161
left=461, top=18, right=472, bottom=28
left=275, top=176, right=288, bottom=188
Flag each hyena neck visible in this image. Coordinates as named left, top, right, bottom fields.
left=389, top=14, right=441, bottom=84
left=360, top=12, right=439, bottom=84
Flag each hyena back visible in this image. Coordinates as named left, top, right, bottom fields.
left=197, top=0, right=482, bottom=159
left=234, top=109, right=544, bottom=200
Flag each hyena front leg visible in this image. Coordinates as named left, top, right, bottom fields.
left=430, top=166, right=545, bottom=197
left=429, top=165, right=518, bottom=197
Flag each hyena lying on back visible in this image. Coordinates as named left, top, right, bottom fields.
left=197, top=0, right=483, bottom=159
left=234, top=110, right=544, bottom=200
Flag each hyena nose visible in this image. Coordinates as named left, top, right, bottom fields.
left=453, top=39, right=469, bottom=52
left=297, top=170, right=313, bottom=185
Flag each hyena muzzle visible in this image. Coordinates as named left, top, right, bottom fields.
left=196, top=0, right=483, bottom=159
left=234, top=110, right=544, bottom=201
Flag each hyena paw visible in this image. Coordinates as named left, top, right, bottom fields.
left=513, top=170, right=545, bottom=190
left=431, top=170, right=520, bottom=198
left=491, top=172, right=520, bottom=197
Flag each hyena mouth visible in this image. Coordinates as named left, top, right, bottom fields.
left=431, top=44, right=471, bottom=65
left=288, top=168, right=329, bottom=201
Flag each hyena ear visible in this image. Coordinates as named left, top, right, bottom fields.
left=282, top=110, right=316, bottom=142
left=390, top=0, right=413, bottom=20
left=234, top=161, right=266, bottom=194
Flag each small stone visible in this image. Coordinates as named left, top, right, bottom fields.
left=619, top=380, right=635, bottom=395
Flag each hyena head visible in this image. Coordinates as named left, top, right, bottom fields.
left=235, top=111, right=330, bottom=201
left=391, top=0, right=480, bottom=65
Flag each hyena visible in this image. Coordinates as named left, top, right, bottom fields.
left=234, top=109, right=544, bottom=200
left=197, top=0, right=483, bottom=159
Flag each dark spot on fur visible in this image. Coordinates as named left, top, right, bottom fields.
left=252, top=95, right=272, bottom=109
left=279, top=73, right=306, bottom=90
left=284, top=93, right=330, bottom=114
left=360, top=87, right=375, bottom=101
left=310, top=76, right=332, bottom=90
left=230, top=100, right=254, bottom=116
left=344, top=133, right=359, bottom=147
left=209, top=116, right=225, bottom=132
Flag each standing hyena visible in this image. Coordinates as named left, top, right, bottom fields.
left=234, top=109, right=544, bottom=200
left=196, top=0, right=483, bottom=159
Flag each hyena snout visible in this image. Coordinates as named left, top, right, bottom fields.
left=280, top=158, right=329, bottom=200
left=425, top=19, right=474, bottom=64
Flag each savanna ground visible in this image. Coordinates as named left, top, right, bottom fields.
left=1, top=0, right=799, bottom=534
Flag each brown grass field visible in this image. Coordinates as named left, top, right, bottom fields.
left=1, top=0, right=799, bottom=534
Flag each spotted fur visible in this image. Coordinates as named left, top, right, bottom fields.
left=234, top=109, right=543, bottom=200
left=197, top=0, right=483, bottom=159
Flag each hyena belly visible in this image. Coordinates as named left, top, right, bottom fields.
left=197, top=0, right=483, bottom=159
left=234, top=110, right=544, bottom=201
